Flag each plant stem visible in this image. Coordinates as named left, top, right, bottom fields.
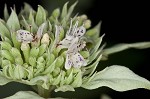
left=36, top=85, right=55, bottom=98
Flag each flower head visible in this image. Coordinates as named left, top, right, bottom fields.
left=0, top=2, right=99, bottom=91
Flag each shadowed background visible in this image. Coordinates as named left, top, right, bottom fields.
left=0, top=0, right=150, bottom=99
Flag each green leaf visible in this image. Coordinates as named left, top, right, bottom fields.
left=1, top=41, right=12, bottom=51
left=4, top=4, right=9, bottom=21
left=66, top=1, right=78, bottom=21
left=90, top=34, right=104, bottom=54
left=0, top=19, right=11, bottom=39
left=88, top=35, right=104, bottom=64
left=4, top=91, right=44, bottom=99
left=103, top=42, right=150, bottom=56
left=18, top=3, right=34, bottom=19
left=52, top=8, right=60, bottom=18
left=11, top=32, right=21, bottom=49
left=86, top=21, right=102, bottom=38
left=61, top=2, right=68, bottom=19
left=29, top=10, right=38, bottom=33
left=36, top=5, right=46, bottom=26
left=0, top=71, right=12, bottom=85
left=82, top=65, right=150, bottom=91
left=7, top=9, right=20, bottom=31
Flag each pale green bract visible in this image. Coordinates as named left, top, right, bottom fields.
left=0, top=1, right=150, bottom=99
left=4, top=91, right=66, bottom=99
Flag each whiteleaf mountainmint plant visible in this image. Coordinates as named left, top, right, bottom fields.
left=0, top=2, right=150, bottom=99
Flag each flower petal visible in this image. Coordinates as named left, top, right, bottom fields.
left=16, top=30, right=33, bottom=43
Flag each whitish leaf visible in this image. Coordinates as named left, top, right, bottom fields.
left=82, top=65, right=150, bottom=91
left=7, top=9, right=20, bottom=31
left=84, top=55, right=102, bottom=76
left=55, top=85, right=75, bottom=92
left=29, top=76, right=49, bottom=89
left=103, top=42, right=150, bottom=56
left=0, top=71, right=12, bottom=85
left=4, top=91, right=44, bottom=99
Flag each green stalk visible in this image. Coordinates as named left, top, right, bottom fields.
left=36, top=85, right=55, bottom=98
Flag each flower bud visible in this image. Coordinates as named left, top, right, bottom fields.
left=46, top=53, right=55, bottom=66
left=29, top=56, right=36, bottom=66
left=1, top=60, right=11, bottom=68
left=86, top=22, right=101, bottom=37
left=41, top=33, right=50, bottom=45
left=1, top=50, right=14, bottom=63
left=37, top=62, right=45, bottom=69
left=23, top=63, right=29, bottom=68
left=15, top=57, right=23, bottom=65
left=30, top=47, right=39, bottom=58
left=80, top=14, right=88, bottom=20
left=52, top=67, right=60, bottom=77
left=37, top=56, right=45, bottom=63
left=52, top=8, right=60, bottom=18
left=1, top=41, right=12, bottom=51
left=14, top=65, right=26, bottom=79
left=59, top=28, right=64, bottom=40
left=38, top=44, right=47, bottom=56
left=55, top=56, right=64, bottom=68
left=84, top=20, right=91, bottom=29
left=21, top=43, right=30, bottom=63
left=11, top=48, right=21, bottom=58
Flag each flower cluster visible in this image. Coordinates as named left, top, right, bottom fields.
left=0, top=2, right=102, bottom=91
left=0, top=2, right=150, bottom=98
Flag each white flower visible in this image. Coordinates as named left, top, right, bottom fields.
left=16, top=30, right=34, bottom=43
left=65, top=37, right=87, bottom=69
left=58, top=20, right=86, bottom=49
left=16, top=23, right=46, bottom=43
